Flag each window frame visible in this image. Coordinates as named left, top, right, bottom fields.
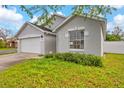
left=69, top=30, right=84, bottom=50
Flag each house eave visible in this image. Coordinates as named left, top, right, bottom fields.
left=53, top=15, right=106, bottom=32
left=15, top=22, right=56, bottom=38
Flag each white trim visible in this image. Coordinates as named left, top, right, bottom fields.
left=68, top=27, right=85, bottom=31
left=84, top=31, right=89, bottom=36
left=19, top=36, right=41, bottom=39
left=68, top=30, right=84, bottom=50
left=69, top=49, right=84, bottom=52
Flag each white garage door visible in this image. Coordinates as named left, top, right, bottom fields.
left=20, top=37, right=42, bottom=54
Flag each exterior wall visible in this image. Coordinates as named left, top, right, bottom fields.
left=17, top=24, right=45, bottom=54
left=56, top=16, right=104, bottom=56
left=17, top=40, right=21, bottom=53
left=44, top=34, right=56, bottom=54
left=104, top=41, right=124, bottom=54
left=46, top=16, right=66, bottom=30
left=18, top=25, right=43, bottom=39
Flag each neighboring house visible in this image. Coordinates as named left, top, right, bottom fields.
left=16, top=14, right=106, bottom=56
left=6, top=38, right=17, bottom=48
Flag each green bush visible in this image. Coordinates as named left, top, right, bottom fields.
left=0, top=40, right=6, bottom=48
left=44, top=52, right=103, bottom=67
left=44, top=53, right=54, bottom=58
left=106, top=34, right=121, bottom=41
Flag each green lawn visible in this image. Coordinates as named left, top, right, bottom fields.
left=0, top=53, right=124, bottom=88
left=0, top=48, right=15, bottom=50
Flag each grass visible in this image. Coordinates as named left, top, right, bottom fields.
left=0, top=48, right=15, bottom=50
left=0, top=53, right=124, bottom=88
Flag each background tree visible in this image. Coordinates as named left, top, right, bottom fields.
left=106, top=34, right=121, bottom=41
left=106, top=26, right=123, bottom=41
left=2, top=5, right=116, bottom=26
left=0, top=28, right=13, bottom=40
left=112, top=26, right=122, bottom=35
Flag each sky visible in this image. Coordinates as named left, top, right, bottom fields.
left=0, top=5, right=124, bottom=35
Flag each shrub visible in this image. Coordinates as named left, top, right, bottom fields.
left=44, top=53, right=54, bottom=58
left=0, top=40, right=6, bottom=48
left=106, top=34, right=121, bottom=41
left=44, top=52, right=103, bottom=67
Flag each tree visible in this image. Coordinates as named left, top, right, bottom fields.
left=0, top=40, right=6, bottom=48
left=106, top=26, right=122, bottom=41
left=106, top=34, right=121, bottom=41
left=2, top=5, right=116, bottom=26
left=0, top=28, right=13, bottom=40
left=112, top=26, right=122, bottom=35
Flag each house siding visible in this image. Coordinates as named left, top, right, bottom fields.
left=44, top=34, right=56, bottom=54
left=56, top=16, right=104, bottom=56
left=17, top=23, right=57, bottom=55
left=18, top=25, right=43, bottom=39
left=17, top=24, right=45, bottom=54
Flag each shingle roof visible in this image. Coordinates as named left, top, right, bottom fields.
left=30, top=23, right=52, bottom=32
left=15, top=22, right=56, bottom=37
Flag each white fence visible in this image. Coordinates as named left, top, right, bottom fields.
left=104, top=41, right=124, bottom=54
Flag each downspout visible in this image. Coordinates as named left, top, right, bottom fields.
left=99, top=23, right=105, bottom=56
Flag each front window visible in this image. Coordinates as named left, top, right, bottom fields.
left=69, top=30, right=84, bottom=49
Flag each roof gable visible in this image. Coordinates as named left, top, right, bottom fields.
left=15, top=22, right=55, bottom=37
left=53, top=15, right=106, bottom=39
left=53, top=15, right=106, bottom=32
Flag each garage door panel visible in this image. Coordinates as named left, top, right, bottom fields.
left=20, top=37, right=42, bottom=54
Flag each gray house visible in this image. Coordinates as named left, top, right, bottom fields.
left=16, top=14, right=106, bottom=56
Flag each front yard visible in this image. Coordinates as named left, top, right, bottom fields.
left=0, top=53, right=124, bottom=87
left=0, top=48, right=15, bottom=50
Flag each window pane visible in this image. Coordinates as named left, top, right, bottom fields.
left=69, top=30, right=84, bottom=49
left=71, top=36, right=75, bottom=41
left=70, top=31, right=76, bottom=41
left=81, top=31, right=84, bottom=40
left=76, top=40, right=80, bottom=45
left=81, top=40, right=84, bottom=49
left=70, top=41, right=76, bottom=49
left=77, top=45, right=80, bottom=49
left=70, top=45, right=74, bottom=48
left=77, top=31, right=82, bottom=39
left=74, top=45, right=77, bottom=49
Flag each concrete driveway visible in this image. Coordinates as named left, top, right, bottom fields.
left=0, top=53, right=39, bottom=71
